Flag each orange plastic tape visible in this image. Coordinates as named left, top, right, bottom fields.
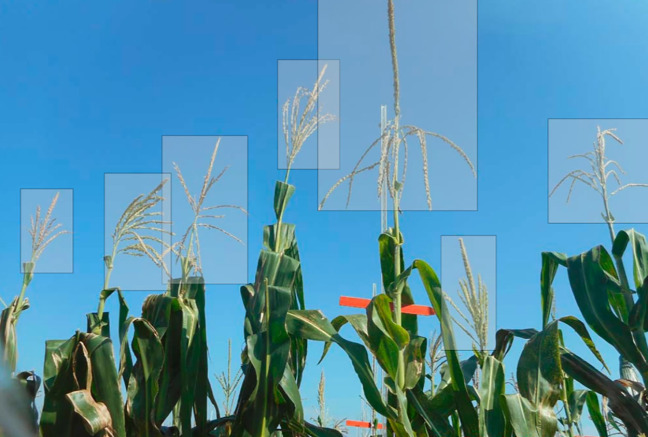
left=339, top=296, right=435, bottom=316
left=345, top=420, right=384, bottom=429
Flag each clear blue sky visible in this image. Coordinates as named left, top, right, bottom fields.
left=2, top=0, right=648, bottom=433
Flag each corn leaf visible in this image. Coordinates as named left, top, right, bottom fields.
left=566, top=246, right=648, bottom=374
left=286, top=309, right=393, bottom=419
left=41, top=332, right=125, bottom=437
left=414, top=259, right=480, bottom=437
left=479, top=356, right=506, bottom=437
left=561, top=350, right=648, bottom=435
left=126, top=319, right=164, bottom=437
left=540, top=252, right=567, bottom=329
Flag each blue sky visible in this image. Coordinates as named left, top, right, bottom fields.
left=2, top=0, right=648, bottom=433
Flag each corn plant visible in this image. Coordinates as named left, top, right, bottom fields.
left=40, top=182, right=169, bottom=437
left=548, top=126, right=648, bottom=436
left=93, top=179, right=172, bottom=335
left=221, top=64, right=349, bottom=437
left=415, top=255, right=610, bottom=437
left=313, top=1, right=475, bottom=434
left=541, top=230, right=648, bottom=436
left=1, top=192, right=69, bottom=373
left=0, top=192, right=68, bottom=434
left=309, top=3, right=610, bottom=437
left=117, top=144, right=244, bottom=437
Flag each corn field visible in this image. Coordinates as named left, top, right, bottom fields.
left=1, top=1, right=647, bottom=437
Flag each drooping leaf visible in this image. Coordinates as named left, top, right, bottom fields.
left=41, top=332, right=126, bottom=437
left=65, top=390, right=112, bottom=436
left=286, top=309, right=393, bottom=419
left=561, top=351, right=648, bottom=435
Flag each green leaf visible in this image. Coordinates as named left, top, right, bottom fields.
left=286, top=309, right=393, bottom=419
left=263, top=222, right=308, bottom=386
left=584, top=391, right=608, bottom=437
left=566, top=246, right=648, bottom=374
left=233, top=283, right=292, bottom=435
left=252, top=251, right=299, bottom=303
left=117, top=289, right=134, bottom=390
left=65, top=390, right=112, bottom=435
left=479, top=356, right=506, bottom=437
left=501, top=393, right=556, bottom=437
left=319, top=314, right=369, bottom=364
left=379, top=232, right=417, bottom=334
left=556, top=316, right=609, bottom=373
left=612, top=229, right=648, bottom=289
left=0, top=301, right=19, bottom=373
left=126, top=319, right=165, bottom=437
left=366, top=294, right=409, bottom=381
left=406, top=387, right=454, bottom=436
left=517, top=322, right=562, bottom=409
left=630, top=276, right=648, bottom=331
left=561, top=351, right=648, bottom=435
left=382, top=377, right=416, bottom=436
left=414, top=259, right=479, bottom=437
left=404, top=335, right=426, bottom=390
left=301, top=421, right=344, bottom=437
left=541, top=252, right=567, bottom=329
left=86, top=312, right=110, bottom=338
left=41, top=332, right=126, bottom=437
left=273, top=180, right=296, bottom=222
left=566, top=389, right=588, bottom=427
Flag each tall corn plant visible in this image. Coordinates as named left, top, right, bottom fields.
left=0, top=193, right=68, bottom=434
left=415, top=257, right=609, bottom=437
left=1, top=192, right=69, bottom=373
left=116, top=143, right=245, bottom=437
left=313, top=1, right=475, bottom=435
left=548, top=126, right=648, bottom=436
left=224, top=64, right=346, bottom=436
left=309, top=6, right=608, bottom=435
